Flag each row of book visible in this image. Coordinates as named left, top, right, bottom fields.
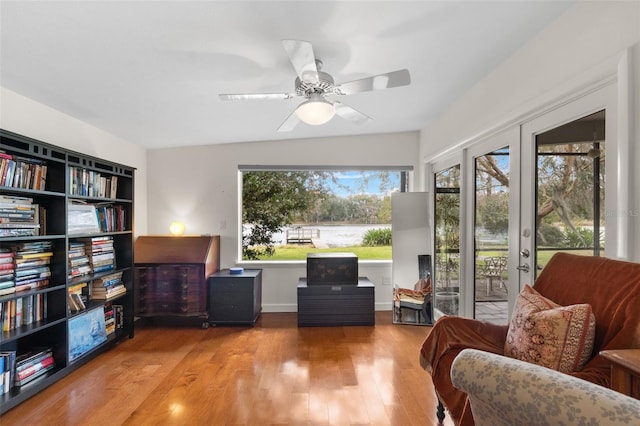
left=96, top=204, right=126, bottom=233
left=0, top=241, right=52, bottom=297
left=85, top=236, right=116, bottom=273
left=0, top=195, right=46, bottom=237
left=68, top=236, right=115, bottom=280
left=1, top=293, right=48, bottom=332
left=0, top=248, right=13, bottom=295
left=15, top=348, right=55, bottom=387
left=68, top=282, right=87, bottom=313
left=69, top=166, right=118, bottom=199
left=1, top=347, right=55, bottom=393
left=0, top=151, right=48, bottom=191
left=91, top=271, right=126, bottom=301
left=68, top=202, right=127, bottom=235
left=104, top=302, right=124, bottom=335
left=67, top=272, right=126, bottom=315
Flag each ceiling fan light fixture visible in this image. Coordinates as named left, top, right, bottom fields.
left=295, top=94, right=335, bottom=125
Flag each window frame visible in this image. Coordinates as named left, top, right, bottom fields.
left=238, top=165, right=412, bottom=263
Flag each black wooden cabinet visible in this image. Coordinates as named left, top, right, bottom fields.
left=208, top=269, right=262, bottom=325
left=297, top=277, right=375, bottom=326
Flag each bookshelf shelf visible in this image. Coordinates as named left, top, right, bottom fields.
left=0, top=129, right=135, bottom=413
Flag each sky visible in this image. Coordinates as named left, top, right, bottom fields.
left=328, top=171, right=401, bottom=197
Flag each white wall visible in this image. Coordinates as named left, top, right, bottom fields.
left=6, top=0, right=638, bottom=313
left=0, top=87, right=148, bottom=236
left=419, top=1, right=640, bottom=259
left=146, top=132, right=420, bottom=311
left=420, top=2, right=640, bottom=158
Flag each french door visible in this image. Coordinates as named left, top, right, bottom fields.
left=520, top=84, right=616, bottom=289
left=465, top=128, right=519, bottom=323
left=432, top=82, right=617, bottom=322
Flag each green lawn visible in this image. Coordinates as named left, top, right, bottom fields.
left=254, top=245, right=392, bottom=260
left=253, top=246, right=592, bottom=262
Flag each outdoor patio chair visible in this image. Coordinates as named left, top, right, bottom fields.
left=479, top=256, right=507, bottom=297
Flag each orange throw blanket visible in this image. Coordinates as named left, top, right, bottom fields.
left=420, top=253, right=640, bottom=425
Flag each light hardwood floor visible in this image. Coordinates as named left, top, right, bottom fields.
left=1, top=312, right=451, bottom=426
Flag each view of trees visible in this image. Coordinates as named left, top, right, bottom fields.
left=436, top=139, right=604, bottom=256
left=295, top=193, right=392, bottom=224
left=242, top=170, right=401, bottom=260
left=535, top=143, right=604, bottom=249
left=473, top=142, right=604, bottom=249
left=242, top=171, right=322, bottom=260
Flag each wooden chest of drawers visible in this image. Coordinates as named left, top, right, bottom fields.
left=134, top=236, right=220, bottom=328
left=136, top=265, right=204, bottom=314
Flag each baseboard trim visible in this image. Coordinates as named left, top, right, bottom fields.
left=261, top=303, right=393, bottom=313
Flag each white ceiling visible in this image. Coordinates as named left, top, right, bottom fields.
left=0, top=1, right=573, bottom=150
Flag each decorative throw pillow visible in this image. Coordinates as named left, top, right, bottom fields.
left=504, top=284, right=595, bottom=373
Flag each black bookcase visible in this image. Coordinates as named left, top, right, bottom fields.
left=0, top=129, right=135, bottom=413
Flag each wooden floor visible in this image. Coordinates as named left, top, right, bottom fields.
left=1, top=312, right=451, bottom=426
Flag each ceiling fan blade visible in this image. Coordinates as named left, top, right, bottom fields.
left=277, top=109, right=300, bottom=132
left=282, top=39, right=319, bottom=84
left=219, top=92, right=296, bottom=101
left=333, top=101, right=372, bottom=125
left=334, top=69, right=411, bottom=95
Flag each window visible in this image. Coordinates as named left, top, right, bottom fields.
left=534, top=110, right=605, bottom=268
left=433, top=165, right=461, bottom=316
left=239, top=166, right=410, bottom=261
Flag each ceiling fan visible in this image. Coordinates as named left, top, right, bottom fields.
left=219, top=39, right=411, bottom=132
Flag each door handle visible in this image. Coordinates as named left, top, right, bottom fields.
left=516, top=263, right=530, bottom=273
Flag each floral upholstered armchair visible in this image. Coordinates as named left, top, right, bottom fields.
left=451, top=349, right=640, bottom=426
left=420, top=253, right=640, bottom=425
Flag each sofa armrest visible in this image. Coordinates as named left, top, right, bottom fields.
left=451, top=349, right=640, bottom=426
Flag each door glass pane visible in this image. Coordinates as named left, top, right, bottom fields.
left=535, top=110, right=605, bottom=273
left=474, top=148, right=509, bottom=324
left=434, top=165, right=460, bottom=317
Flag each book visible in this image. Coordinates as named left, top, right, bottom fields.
left=91, top=284, right=126, bottom=300
left=68, top=292, right=86, bottom=312
left=94, top=271, right=123, bottom=287
left=14, top=278, right=48, bottom=293
left=0, top=286, right=16, bottom=296
left=14, top=251, right=53, bottom=260
left=67, top=202, right=100, bottom=235
left=0, top=355, right=3, bottom=394
left=21, top=295, right=34, bottom=325
left=15, top=298, right=22, bottom=327
left=15, top=354, right=55, bottom=386
left=0, top=155, right=48, bottom=190
left=0, top=280, right=15, bottom=289
left=0, top=262, right=15, bottom=270
left=15, top=348, right=52, bottom=372
left=0, top=351, right=17, bottom=394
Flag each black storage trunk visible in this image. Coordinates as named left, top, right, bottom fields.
left=306, top=252, right=358, bottom=285
left=297, top=277, right=375, bottom=326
